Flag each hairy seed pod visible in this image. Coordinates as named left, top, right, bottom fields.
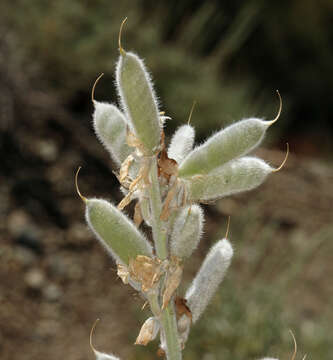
left=116, top=52, right=160, bottom=154
left=186, top=157, right=273, bottom=202
left=93, top=101, right=132, bottom=165
left=185, top=239, right=233, bottom=323
left=170, top=204, right=204, bottom=259
left=179, top=118, right=274, bottom=177
left=85, top=198, right=153, bottom=265
left=168, top=125, right=195, bottom=165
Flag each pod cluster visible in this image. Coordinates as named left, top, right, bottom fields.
left=176, top=113, right=285, bottom=203
left=79, top=19, right=287, bottom=360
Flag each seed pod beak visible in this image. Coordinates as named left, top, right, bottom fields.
left=272, top=143, right=289, bottom=172
left=91, top=73, right=104, bottom=103
left=118, top=17, right=127, bottom=56
left=75, top=166, right=87, bottom=203
left=266, top=90, right=282, bottom=127
left=187, top=100, right=197, bottom=125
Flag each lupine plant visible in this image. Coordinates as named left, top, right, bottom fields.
left=76, top=19, right=290, bottom=360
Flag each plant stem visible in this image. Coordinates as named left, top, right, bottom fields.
left=148, top=157, right=182, bottom=360
left=161, top=303, right=181, bottom=360
left=148, top=156, right=168, bottom=260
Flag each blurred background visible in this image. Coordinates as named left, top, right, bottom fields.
left=1, top=0, right=332, bottom=359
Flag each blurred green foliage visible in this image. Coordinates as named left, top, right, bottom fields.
left=1, top=0, right=332, bottom=148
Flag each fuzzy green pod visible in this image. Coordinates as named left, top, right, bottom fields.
left=85, top=198, right=152, bottom=265
left=185, top=239, right=233, bottom=323
left=168, top=125, right=195, bottom=165
left=185, top=157, right=273, bottom=202
left=116, top=52, right=160, bottom=154
left=170, top=204, right=204, bottom=259
left=93, top=101, right=132, bottom=165
left=179, top=118, right=275, bottom=177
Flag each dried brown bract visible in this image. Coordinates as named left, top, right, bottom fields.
left=129, top=255, right=163, bottom=292
left=162, top=257, right=183, bottom=309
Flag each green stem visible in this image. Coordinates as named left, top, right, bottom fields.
left=161, top=303, right=181, bottom=360
left=148, top=157, right=182, bottom=360
left=148, top=157, right=168, bottom=259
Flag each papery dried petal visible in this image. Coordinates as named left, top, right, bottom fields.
left=162, top=258, right=183, bottom=309
left=135, top=317, right=160, bottom=346
left=129, top=255, right=162, bottom=292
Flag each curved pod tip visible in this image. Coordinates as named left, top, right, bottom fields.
left=266, top=90, right=282, bottom=126
left=90, top=318, right=101, bottom=354
left=225, top=216, right=231, bottom=239
left=187, top=100, right=197, bottom=125
left=119, top=17, right=128, bottom=56
left=289, top=329, right=297, bottom=360
left=75, top=166, right=87, bottom=203
left=272, top=143, right=289, bottom=173
left=90, top=318, right=120, bottom=359
left=91, top=73, right=105, bottom=103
